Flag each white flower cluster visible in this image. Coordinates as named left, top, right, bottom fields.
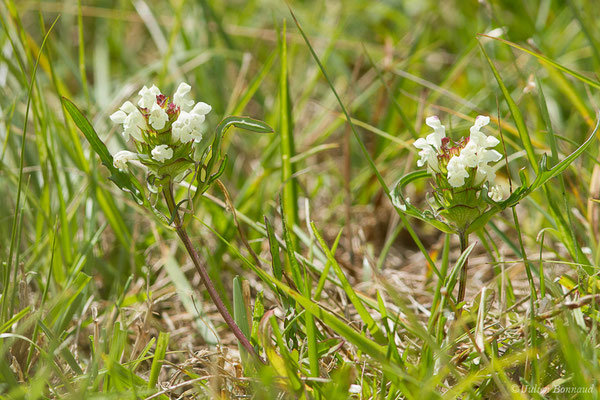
left=109, top=82, right=212, bottom=170
left=414, top=115, right=505, bottom=201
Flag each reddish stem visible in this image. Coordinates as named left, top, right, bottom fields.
left=163, top=185, right=266, bottom=364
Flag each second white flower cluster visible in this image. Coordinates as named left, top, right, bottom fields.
left=109, top=82, right=212, bottom=170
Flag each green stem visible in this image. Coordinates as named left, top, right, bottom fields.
left=457, top=232, right=469, bottom=309
left=162, top=184, right=265, bottom=364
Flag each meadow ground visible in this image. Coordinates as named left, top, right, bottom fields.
left=2, top=0, right=600, bottom=398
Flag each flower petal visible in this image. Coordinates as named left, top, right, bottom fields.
left=173, top=82, right=194, bottom=111
left=113, top=150, right=138, bottom=170
left=138, top=85, right=161, bottom=109
left=151, top=144, right=173, bottom=162
left=120, top=101, right=137, bottom=114
left=191, top=102, right=212, bottom=116
left=425, top=116, right=445, bottom=150
left=149, top=103, right=169, bottom=130
left=110, top=110, right=127, bottom=124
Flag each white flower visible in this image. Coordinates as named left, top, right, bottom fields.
left=110, top=101, right=147, bottom=141
left=433, top=116, right=503, bottom=188
left=414, top=138, right=439, bottom=171
left=459, top=141, right=479, bottom=168
left=468, top=116, right=502, bottom=185
left=113, top=150, right=138, bottom=170
left=447, top=155, right=470, bottom=187
left=489, top=184, right=506, bottom=202
left=151, top=145, right=173, bottom=162
left=123, top=112, right=146, bottom=142
left=424, top=116, right=445, bottom=150
left=469, top=116, right=499, bottom=148
left=109, top=110, right=127, bottom=124
left=148, top=103, right=169, bottom=130
left=138, top=85, right=161, bottom=109
left=414, top=116, right=446, bottom=172
left=173, top=82, right=194, bottom=111
left=191, top=101, right=212, bottom=116
left=172, top=105, right=208, bottom=143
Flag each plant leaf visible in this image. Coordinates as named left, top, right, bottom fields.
left=391, top=170, right=456, bottom=234
left=528, top=119, right=599, bottom=192
left=60, top=96, right=147, bottom=205
left=196, top=116, right=273, bottom=195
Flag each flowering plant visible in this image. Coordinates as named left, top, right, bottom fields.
left=391, top=114, right=597, bottom=307
left=392, top=115, right=596, bottom=236
left=61, top=83, right=273, bottom=363
left=62, top=83, right=272, bottom=220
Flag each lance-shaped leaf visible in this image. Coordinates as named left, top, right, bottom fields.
left=61, top=97, right=147, bottom=206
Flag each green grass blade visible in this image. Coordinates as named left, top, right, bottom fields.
left=479, top=41, right=537, bottom=173
left=3, top=15, right=59, bottom=324
left=278, top=20, right=300, bottom=236
left=148, top=332, right=169, bottom=389
left=314, top=228, right=342, bottom=301
left=280, top=200, right=305, bottom=293
left=233, top=276, right=252, bottom=363
left=479, top=34, right=600, bottom=90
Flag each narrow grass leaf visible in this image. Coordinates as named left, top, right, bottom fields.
left=233, top=276, right=252, bottom=363
left=148, top=332, right=169, bottom=389
left=479, top=34, right=600, bottom=90
left=479, top=41, right=537, bottom=173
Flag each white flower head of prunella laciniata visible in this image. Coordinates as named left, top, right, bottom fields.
left=109, top=83, right=212, bottom=190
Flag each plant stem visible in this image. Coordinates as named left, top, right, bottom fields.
left=162, top=184, right=265, bottom=364
left=457, top=232, right=469, bottom=310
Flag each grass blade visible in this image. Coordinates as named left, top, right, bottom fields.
left=478, top=34, right=600, bottom=90
left=148, top=331, right=169, bottom=389
left=479, top=41, right=537, bottom=173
